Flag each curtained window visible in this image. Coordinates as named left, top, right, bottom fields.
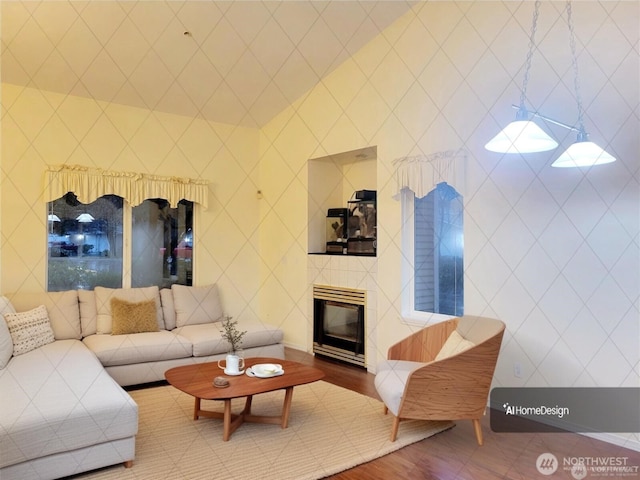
left=45, top=165, right=206, bottom=291
left=394, top=150, right=466, bottom=321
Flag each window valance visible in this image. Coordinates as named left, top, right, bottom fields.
left=392, top=149, right=466, bottom=199
left=43, top=164, right=209, bottom=209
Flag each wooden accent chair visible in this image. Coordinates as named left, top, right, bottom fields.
left=374, top=316, right=505, bottom=445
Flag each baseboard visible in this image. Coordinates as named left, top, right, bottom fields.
left=283, top=341, right=309, bottom=353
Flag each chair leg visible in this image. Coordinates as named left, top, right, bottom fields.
left=472, top=419, right=483, bottom=446
left=390, top=416, right=400, bottom=442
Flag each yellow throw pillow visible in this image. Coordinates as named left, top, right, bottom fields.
left=110, top=298, right=159, bottom=335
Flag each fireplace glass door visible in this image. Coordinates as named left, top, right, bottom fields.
left=313, top=297, right=365, bottom=367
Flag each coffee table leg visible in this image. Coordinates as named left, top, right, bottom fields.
left=194, top=397, right=201, bottom=420
left=281, top=387, right=294, bottom=429
left=244, top=395, right=253, bottom=415
left=223, top=399, right=232, bottom=441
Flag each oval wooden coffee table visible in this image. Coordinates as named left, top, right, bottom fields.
left=165, top=357, right=325, bottom=441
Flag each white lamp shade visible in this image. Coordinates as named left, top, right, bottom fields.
left=76, top=213, right=95, bottom=223
left=48, top=214, right=61, bottom=222
left=485, top=120, right=558, bottom=154
left=551, top=141, right=616, bottom=168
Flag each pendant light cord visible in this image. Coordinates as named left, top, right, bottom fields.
left=518, top=0, right=541, bottom=116
left=566, top=1, right=587, bottom=139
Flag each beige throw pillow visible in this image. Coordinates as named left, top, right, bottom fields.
left=172, top=284, right=224, bottom=328
left=9, top=290, right=81, bottom=340
left=4, top=305, right=55, bottom=356
left=435, top=330, right=475, bottom=361
left=110, top=298, right=159, bottom=335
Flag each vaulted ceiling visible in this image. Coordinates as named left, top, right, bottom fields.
left=1, top=1, right=415, bottom=127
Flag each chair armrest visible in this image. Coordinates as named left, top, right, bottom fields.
left=387, top=318, right=458, bottom=362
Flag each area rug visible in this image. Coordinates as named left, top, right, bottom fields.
left=76, top=381, right=453, bottom=480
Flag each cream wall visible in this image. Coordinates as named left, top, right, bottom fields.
left=0, top=0, right=638, bottom=451
left=0, top=83, right=264, bottom=325
left=259, top=1, right=639, bottom=449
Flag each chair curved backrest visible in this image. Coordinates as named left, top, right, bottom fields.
left=375, top=316, right=505, bottom=445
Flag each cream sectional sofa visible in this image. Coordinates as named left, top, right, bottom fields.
left=0, top=284, right=284, bottom=480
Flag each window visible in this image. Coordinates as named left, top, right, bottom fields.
left=402, top=182, right=464, bottom=319
left=132, top=199, right=193, bottom=288
left=47, top=194, right=193, bottom=291
left=47, top=193, right=123, bottom=291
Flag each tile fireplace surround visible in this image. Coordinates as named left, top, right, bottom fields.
left=307, top=254, right=377, bottom=372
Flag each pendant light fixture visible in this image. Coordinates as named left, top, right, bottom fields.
left=550, top=1, right=616, bottom=168
left=76, top=213, right=94, bottom=223
left=486, top=1, right=616, bottom=168
left=485, top=0, right=558, bottom=154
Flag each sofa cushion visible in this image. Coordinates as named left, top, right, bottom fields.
left=95, top=286, right=163, bottom=334
left=78, top=288, right=98, bottom=336
left=374, top=359, right=427, bottom=416
left=174, top=321, right=284, bottom=357
left=172, top=284, right=224, bottom=328
left=435, top=330, right=475, bottom=361
left=0, top=339, right=138, bottom=469
left=83, top=331, right=192, bottom=367
left=9, top=290, right=81, bottom=340
left=3, top=305, right=55, bottom=356
left=160, top=288, right=176, bottom=330
left=0, top=296, right=16, bottom=369
left=111, top=298, right=159, bottom=335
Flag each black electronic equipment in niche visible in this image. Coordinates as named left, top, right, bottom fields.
left=325, top=190, right=376, bottom=256
left=326, top=208, right=348, bottom=254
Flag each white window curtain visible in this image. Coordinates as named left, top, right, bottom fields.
left=392, top=149, right=466, bottom=199
left=43, top=164, right=209, bottom=208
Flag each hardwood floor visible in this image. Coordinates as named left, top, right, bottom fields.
left=285, top=348, right=640, bottom=480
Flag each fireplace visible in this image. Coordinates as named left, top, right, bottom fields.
left=313, top=284, right=365, bottom=368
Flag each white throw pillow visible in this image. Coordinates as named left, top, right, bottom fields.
left=172, top=284, right=224, bottom=328
left=0, top=296, right=16, bottom=368
left=3, top=305, right=55, bottom=356
left=435, top=330, right=475, bottom=361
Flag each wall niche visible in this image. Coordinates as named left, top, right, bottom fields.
left=307, top=146, right=377, bottom=255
